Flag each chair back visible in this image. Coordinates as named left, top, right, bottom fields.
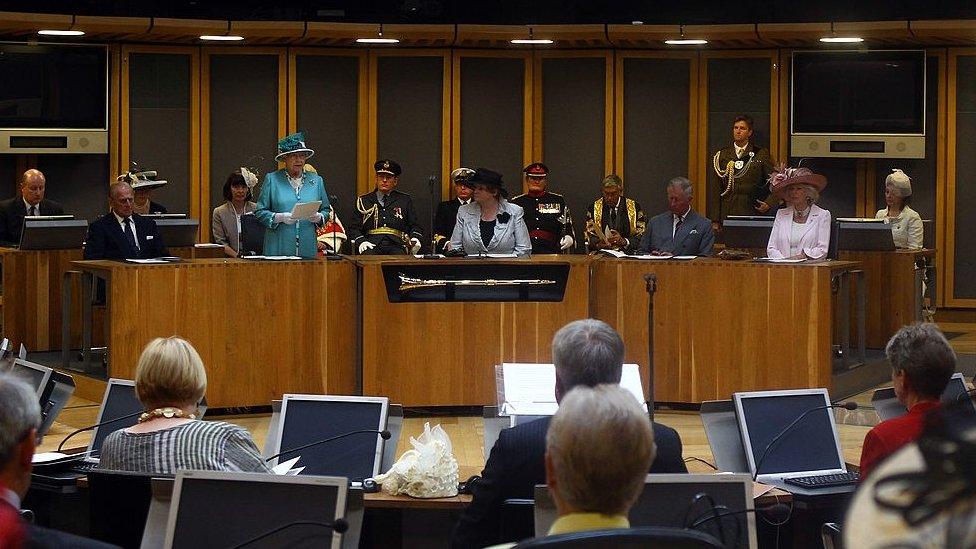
left=822, top=522, right=843, bottom=549
left=512, top=526, right=724, bottom=548
left=500, top=498, right=535, bottom=544
left=88, top=469, right=173, bottom=548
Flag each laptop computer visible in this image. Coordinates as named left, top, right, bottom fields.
left=8, top=358, right=51, bottom=397
left=873, top=372, right=974, bottom=421
left=7, top=358, right=75, bottom=437
left=534, top=474, right=757, bottom=548
left=733, top=388, right=855, bottom=489
left=700, top=399, right=750, bottom=473
left=75, top=379, right=144, bottom=467
left=269, top=395, right=389, bottom=481
left=163, top=471, right=348, bottom=549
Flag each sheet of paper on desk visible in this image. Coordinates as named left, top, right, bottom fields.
left=672, top=255, right=698, bottom=260
left=485, top=253, right=518, bottom=258
left=631, top=254, right=674, bottom=260
left=125, top=258, right=169, bottom=264
left=415, top=254, right=445, bottom=258
left=264, top=256, right=303, bottom=260
left=760, top=258, right=806, bottom=263
left=290, top=200, right=322, bottom=220
left=194, top=243, right=224, bottom=248
left=271, top=456, right=305, bottom=475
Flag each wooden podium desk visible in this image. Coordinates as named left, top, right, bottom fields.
left=1, top=247, right=84, bottom=351
left=71, top=258, right=358, bottom=407
left=590, top=257, right=860, bottom=404
left=838, top=249, right=932, bottom=349
left=355, top=255, right=590, bottom=407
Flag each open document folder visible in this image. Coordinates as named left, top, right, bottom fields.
left=498, top=363, right=646, bottom=416
left=290, top=200, right=322, bottom=220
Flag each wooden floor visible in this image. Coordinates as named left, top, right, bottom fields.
left=37, top=323, right=976, bottom=474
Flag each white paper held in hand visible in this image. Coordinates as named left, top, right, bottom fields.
left=290, top=200, right=322, bottom=221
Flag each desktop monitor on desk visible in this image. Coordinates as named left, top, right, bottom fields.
left=830, top=218, right=895, bottom=258
left=7, top=359, right=75, bottom=437
left=721, top=216, right=774, bottom=250
left=152, top=218, right=199, bottom=248
left=873, top=372, right=974, bottom=421
left=19, top=217, right=87, bottom=250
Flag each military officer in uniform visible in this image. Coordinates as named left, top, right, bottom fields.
left=584, top=174, right=645, bottom=253
left=511, top=162, right=575, bottom=254
left=432, top=167, right=474, bottom=253
left=348, top=159, right=424, bottom=255
left=710, top=114, right=775, bottom=220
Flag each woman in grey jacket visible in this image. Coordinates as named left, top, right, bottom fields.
left=448, top=168, right=531, bottom=257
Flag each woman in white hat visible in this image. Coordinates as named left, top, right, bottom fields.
left=875, top=169, right=923, bottom=249
left=253, top=131, right=331, bottom=258
left=118, top=170, right=168, bottom=214
left=765, top=166, right=831, bottom=260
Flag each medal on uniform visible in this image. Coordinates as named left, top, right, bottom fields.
left=393, top=206, right=403, bottom=219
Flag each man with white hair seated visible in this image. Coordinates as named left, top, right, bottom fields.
left=451, top=319, right=686, bottom=548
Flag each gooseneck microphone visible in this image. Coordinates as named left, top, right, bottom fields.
left=229, top=519, right=349, bottom=548
left=752, top=401, right=858, bottom=481
left=266, top=429, right=391, bottom=462
left=57, top=410, right=145, bottom=452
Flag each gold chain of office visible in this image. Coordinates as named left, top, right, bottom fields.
left=713, top=151, right=754, bottom=198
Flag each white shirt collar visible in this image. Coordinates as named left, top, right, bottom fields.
left=734, top=142, right=749, bottom=158
left=674, top=206, right=691, bottom=220
left=1, top=486, right=20, bottom=510
left=458, top=198, right=470, bottom=205
left=605, top=196, right=622, bottom=209
left=23, top=198, right=37, bottom=213
left=113, top=211, right=131, bottom=225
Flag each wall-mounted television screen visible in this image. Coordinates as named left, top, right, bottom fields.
left=0, top=43, right=108, bottom=130
left=792, top=50, right=925, bottom=136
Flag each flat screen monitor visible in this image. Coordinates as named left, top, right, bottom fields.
left=0, top=44, right=108, bottom=130
left=874, top=373, right=975, bottom=421
left=792, top=50, right=926, bottom=135
left=831, top=218, right=895, bottom=257
left=19, top=218, right=87, bottom=250
left=700, top=399, right=750, bottom=474
left=87, top=379, right=143, bottom=460
left=153, top=218, right=198, bottom=248
left=721, top=217, right=774, bottom=248
left=733, top=388, right=847, bottom=481
left=8, top=358, right=51, bottom=397
left=534, top=474, right=756, bottom=549
left=164, top=471, right=347, bottom=549
left=272, top=395, right=388, bottom=481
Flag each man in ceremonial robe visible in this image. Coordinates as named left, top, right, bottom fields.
left=710, top=114, right=775, bottom=220
left=348, top=159, right=424, bottom=255
left=584, top=174, right=645, bottom=253
left=511, top=162, right=575, bottom=254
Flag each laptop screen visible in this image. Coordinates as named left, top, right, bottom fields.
left=735, top=389, right=845, bottom=477
left=274, top=395, right=388, bottom=480
left=166, top=472, right=346, bottom=549
left=10, top=359, right=51, bottom=397
left=89, top=380, right=143, bottom=459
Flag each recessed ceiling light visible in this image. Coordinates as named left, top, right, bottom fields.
left=510, top=38, right=554, bottom=45
left=355, top=37, right=400, bottom=44
left=819, top=36, right=864, bottom=43
left=37, top=30, right=85, bottom=36
left=200, top=35, right=245, bottom=41
left=664, top=38, right=708, bottom=45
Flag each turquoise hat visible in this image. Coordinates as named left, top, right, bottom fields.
left=275, top=131, right=315, bottom=161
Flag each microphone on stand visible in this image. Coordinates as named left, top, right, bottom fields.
left=265, top=429, right=392, bottom=462
left=752, top=401, right=857, bottom=481
left=57, top=410, right=146, bottom=452
left=229, top=518, right=349, bottom=548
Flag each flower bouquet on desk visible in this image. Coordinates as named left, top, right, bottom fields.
left=374, top=422, right=459, bottom=498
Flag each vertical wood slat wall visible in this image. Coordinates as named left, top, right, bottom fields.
left=113, top=45, right=971, bottom=307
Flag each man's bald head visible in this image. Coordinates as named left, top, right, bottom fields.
left=21, top=169, right=45, bottom=206
left=109, top=181, right=135, bottom=218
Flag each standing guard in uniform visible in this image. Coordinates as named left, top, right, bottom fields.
left=711, top=114, right=775, bottom=220
left=432, top=167, right=474, bottom=253
left=348, top=159, right=424, bottom=255
left=511, top=162, right=575, bottom=254
left=584, top=174, right=645, bottom=253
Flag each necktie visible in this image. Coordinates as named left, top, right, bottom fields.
left=674, top=215, right=683, bottom=238
left=609, top=207, right=617, bottom=229
left=379, top=194, right=385, bottom=207
left=28, top=205, right=36, bottom=217
left=123, top=218, right=139, bottom=251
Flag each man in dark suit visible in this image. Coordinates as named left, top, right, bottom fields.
left=0, top=169, right=66, bottom=246
left=639, top=177, right=715, bottom=257
left=450, top=319, right=688, bottom=549
left=0, top=374, right=115, bottom=548
left=84, top=181, right=167, bottom=260
left=432, top=167, right=474, bottom=253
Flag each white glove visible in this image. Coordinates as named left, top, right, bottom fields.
left=359, top=241, right=376, bottom=254
left=409, top=238, right=421, bottom=254
left=273, top=212, right=296, bottom=225
left=308, top=212, right=324, bottom=224
left=559, top=235, right=574, bottom=251
left=443, top=241, right=452, bottom=252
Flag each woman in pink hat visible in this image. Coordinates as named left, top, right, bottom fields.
left=765, top=166, right=831, bottom=260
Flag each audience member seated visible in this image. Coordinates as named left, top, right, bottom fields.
left=0, top=373, right=115, bottom=548
left=0, top=169, right=65, bottom=247
left=450, top=319, right=687, bottom=548
left=846, top=398, right=976, bottom=547
left=859, top=323, right=956, bottom=480
left=99, top=337, right=270, bottom=474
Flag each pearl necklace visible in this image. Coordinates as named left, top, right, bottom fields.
left=138, top=407, right=197, bottom=423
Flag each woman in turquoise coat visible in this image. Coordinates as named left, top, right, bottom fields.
left=254, top=132, right=331, bottom=258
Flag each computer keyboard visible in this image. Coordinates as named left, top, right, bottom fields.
left=784, top=471, right=859, bottom=488
left=69, top=462, right=99, bottom=475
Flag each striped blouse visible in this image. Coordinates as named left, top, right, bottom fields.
left=98, top=420, right=271, bottom=474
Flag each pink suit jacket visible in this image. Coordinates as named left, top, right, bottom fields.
left=766, top=203, right=831, bottom=259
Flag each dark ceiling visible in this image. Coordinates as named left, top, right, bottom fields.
left=1, top=0, right=974, bottom=24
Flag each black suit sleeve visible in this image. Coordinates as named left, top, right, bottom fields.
left=43, top=199, right=65, bottom=216
left=142, top=219, right=168, bottom=258
left=433, top=202, right=452, bottom=253
left=649, top=422, right=688, bottom=474
left=0, top=200, right=14, bottom=246
left=450, top=429, right=513, bottom=549
left=83, top=220, right=108, bottom=260
left=405, top=197, right=424, bottom=241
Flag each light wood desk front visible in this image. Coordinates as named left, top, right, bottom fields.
left=591, top=257, right=860, bottom=403
left=356, top=256, right=590, bottom=407
left=1, top=247, right=83, bottom=351
left=72, top=258, right=358, bottom=407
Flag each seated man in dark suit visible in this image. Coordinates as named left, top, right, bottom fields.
left=84, top=181, right=167, bottom=260
left=0, top=373, right=115, bottom=548
left=451, top=319, right=687, bottom=548
left=638, top=176, right=714, bottom=257
left=0, top=169, right=66, bottom=246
